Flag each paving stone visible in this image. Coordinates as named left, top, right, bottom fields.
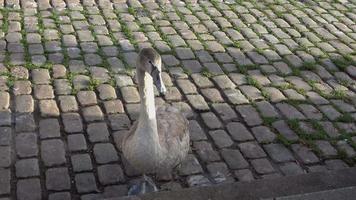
left=0, top=169, right=10, bottom=195
left=264, top=143, right=295, bottom=163
left=34, top=85, right=54, bottom=99
left=201, top=112, right=222, bottom=129
left=75, top=173, right=98, bottom=193
left=93, top=143, right=119, bottom=164
left=41, top=139, right=66, bottom=167
left=318, top=105, right=342, bottom=121
left=103, top=100, right=124, bottom=114
left=238, top=142, right=266, bottom=159
left=67, top=134, right=87, bottom=152
left=87, top=122, right=110, bottom=143
left=187, top=95, right=209, bottom=111
left=193, top=141, right=220, bottom=163
left=236, top=105, right=262, bottom=126
left=209, top=130, right=233, bottom=149
left=226, top=122, right=254, bottom=142
left=39, top=118, right=61, bottom=139
left=46, top=168, right=71, bottom=191
left=298, top=104, right=323, bottom=120
left=0, top=127, right=11, bottom=146
left=58, top=96, right=78, bottom=112
left=280, top=162, right=305, bottom=176
left=251, top=126, right=277, bottom=143
left=16, top=132, right=38, bottom=158
left=191, top=74, right=214, bottom=88
left=15, top=95, right=34, bottom=113
left=82, top=105, right=104, bottom=122
left=251, top=158, right=276, bottom=174
left=39, top=100, right=60, bottom=117
left=207, top=162, right=233, bottom=183
left=223, top=89, right=249, bottom=105
left=212, top=75, right=235, bottom=90
left=97, top=84, right=117, bottom=100
left=62, top=113, right=83, bottom=133
left=188, top=120, right=207, bottom=141
left=201, top=88, right=224, bottom=103
left=315, top=140, right=338, bottom=158
left=0, top=146, right=11, bottom=167
left=254, top=101, right=280, bottom=119
left=17, top=178, right=41, bottom=200
left=276, top=103, right=305, bottom=120
left=98, top=164, right=125, bottom=185
left=32, top=69, right=51, bottom=84
left=0, top=92, right=9, bottom=110
left=234, top=169, right=254, bottom=182
left=325, top=159, right=349, bottom=170
left=221, top=149, right=249, bottom=170
left=108, top=114, right=131, bottom=130
left=13, top=81, right=32, bottom=95
left=71, top=154, right=93, bottom=172
left=48, top=192, right=71, bottom=200
left=239, top=85, right=263, bottom=101
left=179, top=154, right=203, bottom=176
left=15, top=158, right=40, bottom=178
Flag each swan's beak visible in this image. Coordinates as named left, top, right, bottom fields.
left=153, top=72, right=166, bottom=96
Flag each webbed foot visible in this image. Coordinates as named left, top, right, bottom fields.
left=128, top=175, right=158, bottom=196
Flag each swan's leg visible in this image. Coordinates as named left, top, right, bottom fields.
left=128, top=174, right=158, bottom=195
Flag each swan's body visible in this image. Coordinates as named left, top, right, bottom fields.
left=122, top=48, right=190, bottom=193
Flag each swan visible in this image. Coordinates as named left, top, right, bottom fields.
left=122, top=47, right=190, bottom=195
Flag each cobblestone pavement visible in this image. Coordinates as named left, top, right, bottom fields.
left=0, top=0, right=355, bottom=199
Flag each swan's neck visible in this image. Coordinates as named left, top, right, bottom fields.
left=136, top=68, right=159, bottom=142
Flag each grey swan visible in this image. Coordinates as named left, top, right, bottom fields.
left=121, top=47, right=190, bottom=195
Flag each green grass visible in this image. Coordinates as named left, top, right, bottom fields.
left=246, top=76, right=262, bottom=89
left=201, top=67, right=212, bottom=78
left=88, top=78, right=101, bottom=91
left=337, top=113, right=354, bottom=123
left=262, top=117, right=278, bottom=126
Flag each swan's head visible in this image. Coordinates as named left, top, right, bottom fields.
left=138, top=48, right=166, bottom=96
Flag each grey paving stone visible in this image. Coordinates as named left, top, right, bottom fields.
left=93, top=143, right=119, bottom=164
left=179, top=154, right=203, bottom=176
left=82, top=105, right=104, bottom=122
left=39, top=100, right=60, bottom=117
left=87, top=122, right=110, bottom=143
left=75, top=173, right=98, bottom=193
left=103, top=100, right=124, bottom=114
left=108, top=114, right=131, bottom=131
left=291, top=144, right=319, bottom=165
left=280, top=162, right=305, bottom=176
left=71, top=154, right=93, bottom=172
left=48, top=192, right=71, bottom=200
left=226, top=122, right=254, bottom=142
left=17, top=178, right=41, bottom=200
left=58, top=96, right=78, bottom=113
left=193, top=141, right=220, bottom=163
left=39, top=119, right=61, bottom=139
left=276, top=103, right=305, bottom=120
left=0, top=127, right=11, bottom=146
left=16, top=132, right=38, bottom=158
left=251, top=126, right=277, bottom=143
left=315, top=140, right=338, bottom=158
left=0, top=146, right=11, bottom=167
left=239, top=85, right=264, bottom=101
left=209, top=130, right=233, bottom=149
left=318, top=105, right=342, bottom=121
left=15, top=158, right=40, bottom=178
left=201, top=112, right=222, bottom=129
left=188, top=120, right=207, bottom=141
left=62, top=113, right=83, bottom=133
left=236, top=105, right=262, bottom=126
left=67, top=134, right=87, bottom=152
left=0, top=169, right=10, bottom=195
left=234, top=169, right=254, bottom=182
left=186, top=95, right=209, bottom=111
left=223, top=89, right=249, bottom=105
left=251, top=158, right=276, bottom=174
left=98, top=164, right=125, bottom=185
left=272, top=120, right=299, bottom=142
left=41, top=139, right=66, bottom=167
left=77, top=91, right=97, bottom=106
left=264, top=143, right=295, bottom=163
left=238, top=142, right=267, bottom=159
left=46, top=168, right=71, bottom=191
left=221, top=149, right=249, bottom=170
left=201, top=88, right=224, bottom=103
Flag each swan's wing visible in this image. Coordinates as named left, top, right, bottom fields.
left=121, top=120, right=139, bottom=149
left=156, top=105, right=190, bottom=170
left=156, top=105, right=189, bottom=146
